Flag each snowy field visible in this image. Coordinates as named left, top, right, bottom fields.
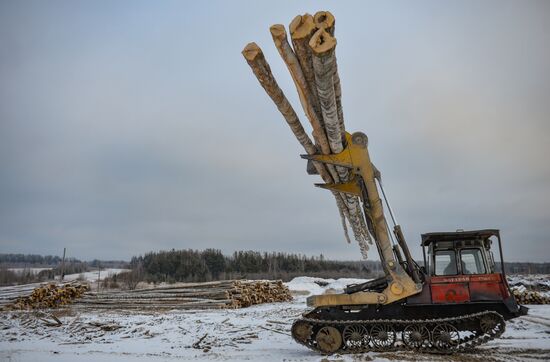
left=5, top=268, right=129, bottom=281
left=63, top=268, right=130, bottom=282
left=8, top=268, right=53, bottom=275
left=1, top=276, right=549, bottom=362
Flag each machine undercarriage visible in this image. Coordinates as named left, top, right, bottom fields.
left=291, top=308, right=505, bottom=354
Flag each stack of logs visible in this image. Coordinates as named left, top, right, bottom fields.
left=74, top=280, right=292, bottom=310
left=228, top=280, right=292, bottom=308
left=242, top=11, right=372, bottom=258
left=512, top=287, right=550, bottom=305
left=3, top=282, right=89, bottom=310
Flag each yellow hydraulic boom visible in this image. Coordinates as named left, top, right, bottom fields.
left=302, top=132, right=422, bottom=307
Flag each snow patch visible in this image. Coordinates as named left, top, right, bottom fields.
left=285, top=276, right=370, bottom=296
left=63, top=268, right=130, bottom=282
left=7, top=268, right=52, bottom=275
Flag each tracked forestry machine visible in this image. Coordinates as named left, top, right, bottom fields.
left=292, top=133, right=528, bottom=353
left=243, top=10, right=527, bottom=354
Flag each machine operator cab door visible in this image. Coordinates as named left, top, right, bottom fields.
left=421, top=229, right=510, bottom=304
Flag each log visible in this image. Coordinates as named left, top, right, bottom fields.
left=289, top=14, right=322, bottom=125
left=76, top=298, right=232, bottom=305
left=312, top=12, right=345, bottom=144
left=242, top=42, right=317, bottom=155
left=125, top=280, right=236, bottom=293
left=333, top=64, right=345, bottom=144
left=314, top=11, right=335, bottom=35
left=90, top=287, right=233, bottom=296
left=71, top=303, right=227, bottom=310
left=310, top=28, right=370, bottom=251
left=310, top=12, right=345, bottom=148
left=269, top=25, right=331, bottom=155
left=80, top=294, right=228, bottom=301
left=335, top=193, right=352, bottom=243
left=309, top=29, right=341, bottom=155
left=307, top=30, right=347, bottom=189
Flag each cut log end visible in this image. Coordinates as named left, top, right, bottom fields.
left=314, top=11, right=335, bottom=32
left=289, top=13, right=315, bottom=39
left=269, top=24, right=287, bottom=40
left=242, top=42, right=262, bottom=61
left=309, top=28, right=336, bottom=55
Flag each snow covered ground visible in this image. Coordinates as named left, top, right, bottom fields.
left=1, top=277, right=549, bottom=361
left=63, top=268, right=129, bottom=282
left=3, top=268, right=128, bottom=281
left=8, top=268, right=53, bottom=275
left=508, top=274, right=550, bottom=298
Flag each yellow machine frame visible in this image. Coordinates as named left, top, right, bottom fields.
left=302, top=132, right=422, bottom=307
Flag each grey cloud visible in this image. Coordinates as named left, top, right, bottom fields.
left=1, top=1, right=549, bottom=262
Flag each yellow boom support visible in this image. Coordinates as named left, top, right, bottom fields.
left=302, top=132, right=422, bottom=307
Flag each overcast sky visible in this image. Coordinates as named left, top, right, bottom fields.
left=1, top=1, right=549, bottom=262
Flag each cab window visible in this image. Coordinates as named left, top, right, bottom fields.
left=460, top=249, right=486, bottom=274
left=434, top=250, right=457, bottom=275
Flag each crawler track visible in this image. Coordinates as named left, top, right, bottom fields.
left=291, top=310, right=505, bottom=354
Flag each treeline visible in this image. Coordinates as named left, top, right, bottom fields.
left=0, top=254, right=127, bottom=286
left=0, top=261, right=90, bottom=286
left=127, top=249, right=383, bottom=283
left=0, top=254, right=69, bottom=266
left=504, top=262, right=550, bottom=274
left=123, top=249, right=550, bottom=284
left=2, top=251, right=549, bottom=287
left=0, top=254, right=127, bottom=269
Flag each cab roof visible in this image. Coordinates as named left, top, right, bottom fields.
left=421, top=229, right=499, bottom=246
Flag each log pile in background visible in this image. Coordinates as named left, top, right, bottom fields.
left=228, top=280, right=292, bottom=308
left=508, top=274, right=550, bottom=305
left=2, top=282, right=89, bottom=310
left=512, top=288, right=550, bottom=304
left=512, top=286, right=550, bottom=305
left=243, top=11, right=373, bottom=258
left=74, top=280, right=292, bottom=310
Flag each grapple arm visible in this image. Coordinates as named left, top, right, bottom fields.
left=302, top=132, right=422, bottom=306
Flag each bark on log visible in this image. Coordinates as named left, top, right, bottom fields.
left=310, top=28, right=370, bottom=252
left=241, top=43, right=331, bottom=180
left=333, top=63, right=345, bottom=144
left=311, top=11, right=344, bottom=140
left=335, top=193, right=351, bottom=243
left=124, top=280, right=236, bottom=293
left=242, top=42, right=317, bottom=155
left=309, top=29, right=342, bottom=155
left=309, top=29, right=349, bottom=183
left=72, top=303, right=228, bottom=310
left=289, top=14, right=322, bottom=126
left=269, top=25, right=331, bottom=155
left=76, top=298, right=230, bottom=305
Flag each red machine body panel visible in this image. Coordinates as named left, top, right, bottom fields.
left=431, top=282, right=470, bottom=303
left=429, top=273, right=506, bottom=304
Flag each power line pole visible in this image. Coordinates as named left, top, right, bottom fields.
left=97, top=262, right=101, bottom=293
left=60, top=247, right=66, bottom=281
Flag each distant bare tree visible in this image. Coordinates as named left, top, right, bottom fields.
left=120, top=263, right=144, bottom=290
